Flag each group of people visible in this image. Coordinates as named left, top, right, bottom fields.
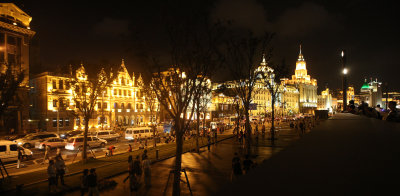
left=231, top=152, right=255, bottom=181
left=47, top=156, right=67, bottom=193
left=125, top=149, right=152, bottom=192
left=79, top=168, right=100, bottom=196
left=290, top=117, right=316, bottom=135
left=348, top=100, right=400, bottom=122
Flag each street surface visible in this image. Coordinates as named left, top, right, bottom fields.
left=65, top=122, right=302, bottom=196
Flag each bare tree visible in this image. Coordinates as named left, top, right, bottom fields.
left=148, top=18, right=222, bottom=196
left=224, top=32, right=273, bottom=151
left=142, top=81, right=160, bottom=148
left=194, top=77, right=212, bottom=153
left=260, top=60, right=289, bottom=141
left=69, top=65, right=116, bottom=162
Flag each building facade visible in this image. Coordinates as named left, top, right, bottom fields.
left=317, top=87, right=333, bottom=112
left=282, top=46, right=317, bottom=113
left=29, top=60, right=159, bottom=132
left=0, top=3, right=35, bottom=133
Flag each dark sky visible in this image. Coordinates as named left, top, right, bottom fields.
left=15, top=0, right=400, bottom=92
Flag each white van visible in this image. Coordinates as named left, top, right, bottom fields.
left=0, top=140, right=33, bottom=162
left=125, top=127, right=153, bottom=141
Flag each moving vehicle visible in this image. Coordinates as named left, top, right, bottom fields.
left=14, top=132, right=60, bottom=148
left=64, top=136, right=107, bottom=151
left=91, top=130, right=120, bottom=141
left=125, top=127, right=153, bottom=141
left=60, top=130, right=83, bottom=139
left=0, top=140, right=33, bottom=162
left=35, top=137, right=67, bottom=149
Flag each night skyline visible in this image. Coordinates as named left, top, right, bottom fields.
left=15, top=0, right=400, bottom=92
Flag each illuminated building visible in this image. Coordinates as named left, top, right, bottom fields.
left=358, top=78, right=382, bottom=107
left=0, top=3, right=35, bottom=133
left=30, top=60, right=159, bottom=132
left=317, top=87, right=333, bottom=112
left=333, top=86, right=354, bottom=110
left=282, top=45, right=317, bottom=113
left=381, top=92, right=400, bottom=109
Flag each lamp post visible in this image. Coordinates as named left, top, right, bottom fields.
left=341, top=50, right=348, bottom=112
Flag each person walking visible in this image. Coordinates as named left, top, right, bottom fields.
left=17, top=147, right=24, bottom=169
left=231, top=153, right=242, bottom=181
left=55, top=156, right=66, bottom=186
left=142, top=155, right=151, bottom=188
left=43, top=145, right=50, bottom=164
left=87, top=168, right=99, bottom=196
left=141, top=149, right=148, bottom=160
left=133, top=155, right=142, bottom=188
left=128, top=144, right=132, bottom=152
left=125, top=155, right=136, bottom=191
left=47, top=159, right=57, bottom=193
left=80, top=169, right=89, bottom=196
left=214, top=129, right=218, bottom=144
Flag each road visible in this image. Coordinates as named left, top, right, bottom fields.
left=2, top=137, right=159, bottom=174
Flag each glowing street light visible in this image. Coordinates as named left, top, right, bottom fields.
left=343, top=68, right=348, bottom=75
left=341, top=50, right=348, bottom=112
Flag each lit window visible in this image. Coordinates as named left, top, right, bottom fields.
left=53, top=99, right=57, bottom=107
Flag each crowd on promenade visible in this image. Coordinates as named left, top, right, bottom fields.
left=347, top=100, right=400, bottom=122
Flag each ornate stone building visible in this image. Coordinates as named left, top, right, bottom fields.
left=283, top=46, right=317, bottom=113
left=0, top=3, right=35, bottom=133
left=29, top=60, right=159, bottom=132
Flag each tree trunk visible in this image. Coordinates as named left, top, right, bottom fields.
left=271, top=97, right=275, bottom=140
left=172, top=124, right=183, bottom=196
left=82, top=117, right=89, bottom=163
left=244, top=104, right=251, bottom=153
left=153, top=125, right=157, bottom=148
left=195, top=105, right=200, bottom=153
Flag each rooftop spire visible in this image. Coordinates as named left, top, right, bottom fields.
left=298, top=44, right=304, bottom=61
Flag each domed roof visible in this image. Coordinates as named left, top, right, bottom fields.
left=361, top=79, right=370, bottom=92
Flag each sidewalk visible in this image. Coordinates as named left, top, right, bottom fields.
left=218, top=113, right=400, bottom=195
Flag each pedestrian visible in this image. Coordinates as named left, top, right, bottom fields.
left=87, top=168, right=99, bottom=196
left=47, top=159, right=57, bottom=193
left=55, top=156, right=66, bottom=186
left=133, top=155, right=142, bottom=188
left=80, top=169, right=89, bottom=196
left=43, top=145, right=50, bottom=164
left=242, top=154, right=254, bottom=174
left=231, top=153, right=242, bottom=181
left=17, top=147, right=24, bottom=169
left=207, top=134, right=211, bottom=151
left=124, top=155, right=137, bottom=191
left=10, top=128, right=15, bottom=135
left=142, top=149, right=148, bottom=160
left=386, top=101, right=400, bottom=122
left=144, top=137, right=148, bottom=148
left=142, top=155, right=151, bottom=188
left=56, top=147, right=62, bottom=160
left=214, top=129, right=218, bottom=144
left=107, top=145, right=115, bottom=156
left=128, top=144, right=132, bottom=152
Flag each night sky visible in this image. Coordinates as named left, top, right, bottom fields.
left=14, top=0, right=400, bottom=92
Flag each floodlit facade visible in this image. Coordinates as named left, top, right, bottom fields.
left=358, top=78, right=382, bottom=107
left=317, top=87, right=333, bottom=112
left=0, top=3, right=35, bottom=133
left=282, top=46, right=317, bottom=113
left=29, top=60, right=159, bottom=132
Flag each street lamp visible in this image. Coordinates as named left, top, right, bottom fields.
left=341, top=50, right=348, bottom=112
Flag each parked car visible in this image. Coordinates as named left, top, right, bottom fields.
left=35, top=137, right=67, bottom=150
left=65, top=136, right=107, bottom=151
left=14, top=132, right=60, bottom=148
left=92, top=130, right=120, bottom=141
left=60, top=130, right=83, bottom=139
left=125, top=127, right=153, bottom=141
left=3, top=134, right=27, bottom=141
left=0, top=140, right=33, bottom=162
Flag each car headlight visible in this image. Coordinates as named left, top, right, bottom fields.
left=30, top=151, right=33, bottom=155
left=18, top=142, right=22, bottom=145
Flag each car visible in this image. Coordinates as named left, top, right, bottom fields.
left=65, top=136, right=107, bottom=151
left=60, top=130, right=83, bottom=139
left=3, top=134, right=27, bottom=141
left=14, top=132, right=60, bottom=148
left=91, top=130, right=120, bottom=141
left=0, top=140, right=33, bottom=163
left=125, top=127, right=153, bottom=141
left=35, top=137, right=67, bottom=150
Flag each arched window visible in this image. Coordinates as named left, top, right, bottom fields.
left=114, top=103, right=118, bottom=109
left=121, top=103, right=125, bottom=109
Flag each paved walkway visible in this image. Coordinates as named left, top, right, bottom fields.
left=218, top=113, right=400, bottom=195
left=65, top=122, right=303, bottom=196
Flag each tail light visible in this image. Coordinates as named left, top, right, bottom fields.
left=73, top=141, right=76, bottom=146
